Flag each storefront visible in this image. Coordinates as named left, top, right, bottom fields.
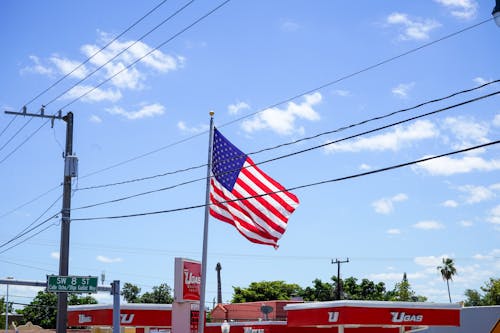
left=68, top=300, right=463, bottom=333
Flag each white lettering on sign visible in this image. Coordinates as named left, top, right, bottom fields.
left=120, top=314, right=135, bottom=324
left=184, top=270, right=201, bottom=285
left=328, top=311, right=339, bottom=322
left=78, top=314, right=92, bottom=324
left=390, top=312, right=423, bottom=323
left=242, top=328, right=264, bottom=333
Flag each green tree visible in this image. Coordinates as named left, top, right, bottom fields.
left=464, top=278, right=500, bottom=306
left=122, top=282, right=141, bottom=303
left=437, top=258, right=457, bottom=303
left=481, top=278, right=500, bottom=305
left=21, top=291, right=57, bottom=328
left=232, top=281, right=302, bottom=303
left=341, top=277, right=386, bottom=301
left=392, top=273, right=414, bottom=301
left=21, top=291, right=97, bottom=328
left=300, top=278, right=334, bottom=301
left=464, top=289, right=483, bottom=306
left=140, top=283, right=173, bottom=303
left=0, top=296, right=12, bottom=328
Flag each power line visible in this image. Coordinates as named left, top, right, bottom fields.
left=0, top=221, right=58, bottom=255
left=23, top=0, right=170, bottom=109
left=0, top=119, right=49, bottom=165
left=71, top=89, right=500, bottom=211
left=0, top=195, right=62, bottom=249
left=76, top=79, right=500, bottom=191
left=44, top=0, right=196, bottom=108
left=71, top=139, right=500, bottom=222
left=0, top=184, right=62, bottom=220
left=0, top=1, right=172, bottom=160
left=58, top=0, right=231, bottom=111
left=71, top=16, right=494, bottom=180
left=0, top=212, right=60, bottom=250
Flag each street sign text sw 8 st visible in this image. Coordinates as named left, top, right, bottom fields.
left=47, top=275, right=98, bottom=293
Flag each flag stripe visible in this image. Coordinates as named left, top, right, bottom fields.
left=210, top=180, right=279, bottom=245
left=211, top=179, right=282, bottom=239
left=209, top=128, right=299, bottom=247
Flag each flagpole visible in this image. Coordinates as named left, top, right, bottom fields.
left=198, top=111, right=215, bottom=333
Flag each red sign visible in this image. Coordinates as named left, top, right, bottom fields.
left=286, top=302, right=460, bottom=328
left=174, top=258, right=201, bottom=302
left=68, top=305, right=172, bottom=327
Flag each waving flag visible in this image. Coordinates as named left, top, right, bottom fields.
left=209, top=128, right=299, bottom=247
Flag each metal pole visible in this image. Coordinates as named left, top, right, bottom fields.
left=112, top=281, right=120, bottom=333
left=198, top=112, right=215, bottom=333
left=56, top=112, right=74, bottom=333
left=4, top=284, right=8, bottom=333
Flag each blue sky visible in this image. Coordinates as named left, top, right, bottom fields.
left=1, top=0, right=499, bottom=308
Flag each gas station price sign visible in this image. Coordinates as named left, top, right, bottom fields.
left=47, top=275, right=98, bottom=293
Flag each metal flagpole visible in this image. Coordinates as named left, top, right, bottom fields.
left=198, top=111, right=215, bottom=333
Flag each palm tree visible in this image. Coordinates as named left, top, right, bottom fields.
left=437, top=258, right=457, bottom=303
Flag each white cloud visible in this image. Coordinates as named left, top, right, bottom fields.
left=413, top=220, right=445, bottom=230
left=459, top=220, right=473, bottom=227
left=106, top=103, right=165, bottom=120
left=442, top=116, right=489, bottom=150
left=50, top=55, right=89, bottom=79
left=228, top=101, right=250, bottom=115
left=359, top=164, right=371, bottom=171
left=241, top=92, right=321, bottom=135
left=414, top=255, right=449, bottom=267
left=442, top=200, right=458, bottom=208
left=392, top=82, right=415, bottom=98
left=473, top=77, right=493, bottom=86
left=325, top=120, right=438, bottom=153
left=488, top=205, right=500, bottom=225
left=51, top=252, right=59, bottom=259
left=97, top=255, right=123, bottom=263
left=434, top=0, right=478, bottom=20
left=21, top=55, right=54, bottom=76
left=64, top=85, right=122, bottom=103
left=89, top=115, right=102, bottom=123
left=80, top=32, right=184, bottom=90
left=280, top=19, right=300, bottom=32
left=372, top=193, right=408, bottom=214
left=177, top=121, right=209, bottom=134
left=333, top=89, right=350, bottom=97
left=386, top=228, right=401, bottom=235
left=386, top=12, right=441, bottom=41
left=415, top=155, right=500, bottom=176
left=369, top=272, right=425, bottom=281
left=493, top=114, right=500, bottom=127
left=458, top=185, right=495, bottom=204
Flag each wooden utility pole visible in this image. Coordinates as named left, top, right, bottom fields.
left=331, top=258, right=349, bottom=300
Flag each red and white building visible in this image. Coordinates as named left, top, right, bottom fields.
left=67, top=300, right=500, bottom=333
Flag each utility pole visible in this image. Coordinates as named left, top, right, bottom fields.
left=331, top=258, right=349, bottom=300
left=5, top=107, right=76, bottom=333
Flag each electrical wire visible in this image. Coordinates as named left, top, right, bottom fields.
left=76, top=79, right=500, bottom=191
left=43, top=0, right=196, bottom=108
left=23, top=0, right=171, bottom=109
left=0, top=221, right=58, bottom=255
left=0, top=184, right=62, bottom=219
left=4, top=195, right=62, bottom=247
left=0, top=0, right=172, bottom=160
left=0, top=116, right=19, bottom=139
left=71, top=89, right=500, bottom=211
left=71, top=139, right=500, bottom=222
left=0, top=212, right=60, bottom=250
left=72, top=16, right=495, bottom=180
left=0, top=117, right=34, bottom=154
left=57, top=0, right=231, bottom=111
left=0, top=119, right=49, bottom=165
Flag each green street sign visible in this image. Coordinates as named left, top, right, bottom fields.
left=47, top=275, right=98, bottom=293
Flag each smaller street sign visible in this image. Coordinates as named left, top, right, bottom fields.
left=47, top=275, right=98, bottom=293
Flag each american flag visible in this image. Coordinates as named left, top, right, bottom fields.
left=209, top=128, right=299, bottom=247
